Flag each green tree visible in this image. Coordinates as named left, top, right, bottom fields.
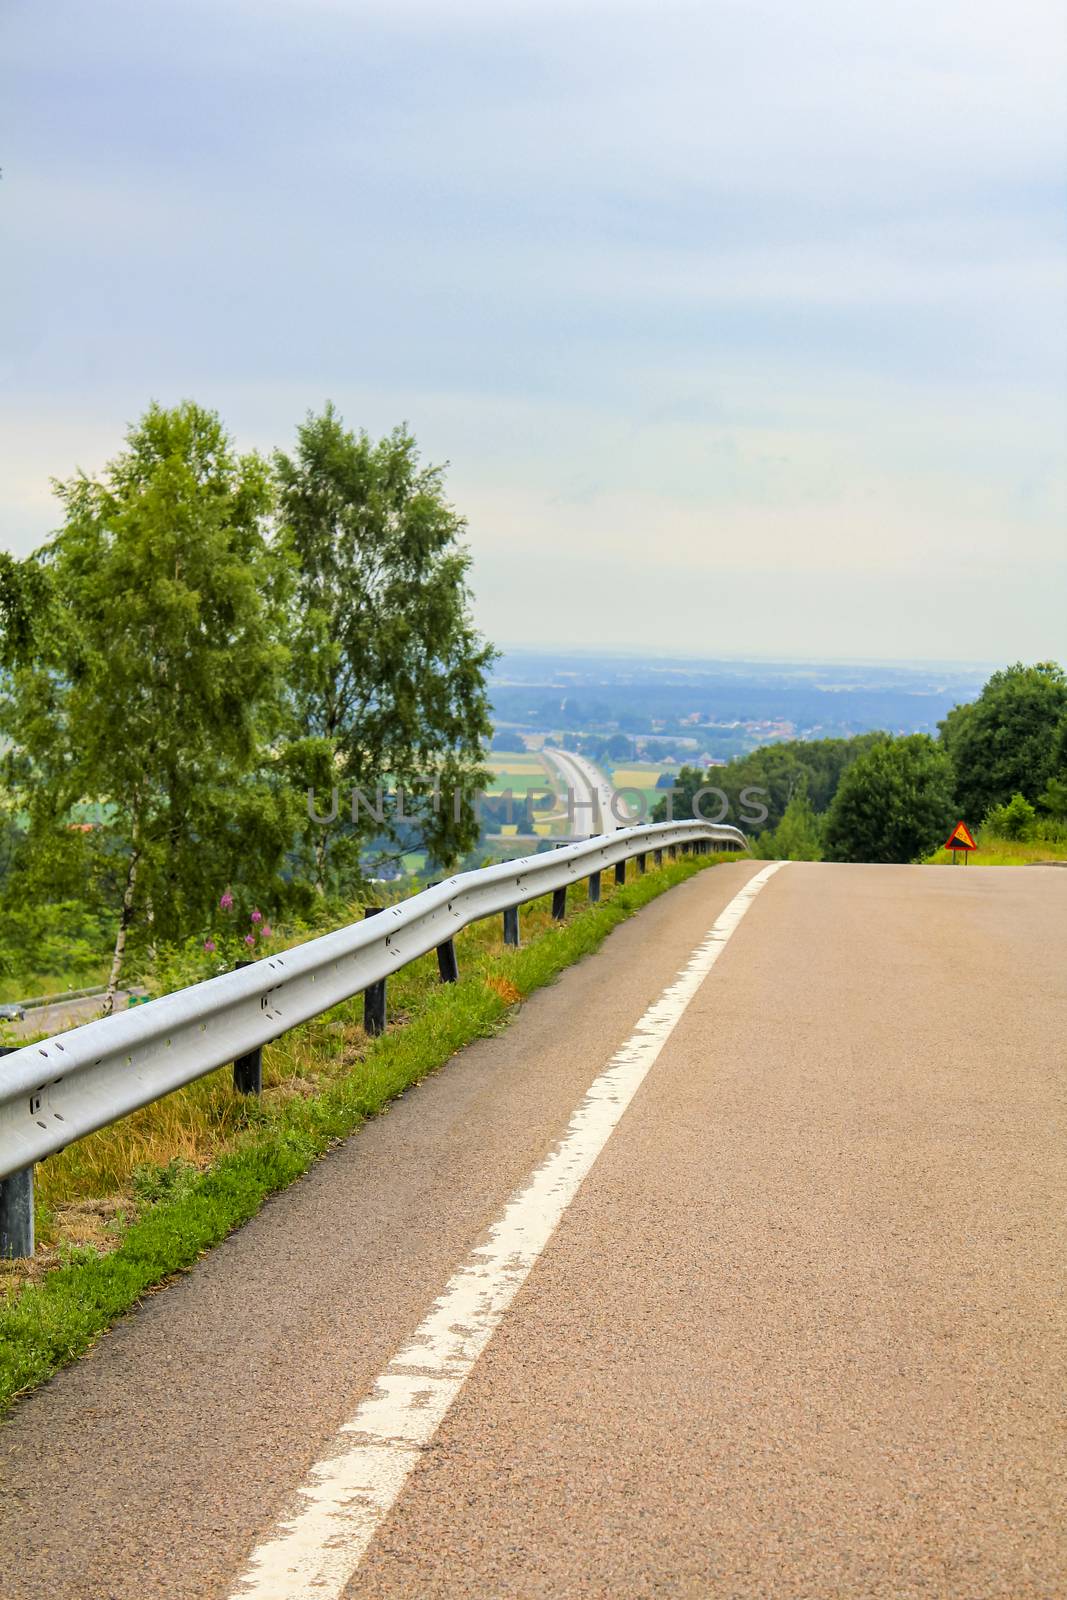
left=274, top=405, right=495, bottom=890
left=823, top=735, right=956, bottom=864
left=2, top=401, right=294, bottom=1004
left=983, top=792, right=1037, bottom=841
left=1037, top=776, right=1067, bottom=821
left=757, top=790, right=823, bottom=860
left=939, top=662, right=1067, bottom=820
left=652, top=734, right=888, bottom=831
left=1036, top=712, right=1067, bottom=819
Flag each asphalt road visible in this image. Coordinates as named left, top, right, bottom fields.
left=1, top=861, right=1064, bottom=1599
left=4, top=990, right=142, bottom=1040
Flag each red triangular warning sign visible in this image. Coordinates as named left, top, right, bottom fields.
left=944, top=820, right=977, bottom=851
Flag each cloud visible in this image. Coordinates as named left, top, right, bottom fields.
left=0, top=0, right=1063, bottom=659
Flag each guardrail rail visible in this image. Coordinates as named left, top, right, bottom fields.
left=0, top=820, right=747, bottom=1256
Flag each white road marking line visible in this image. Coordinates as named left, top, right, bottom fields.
left=231, top=861, right=784, bottom=1600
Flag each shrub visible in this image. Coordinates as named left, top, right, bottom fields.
left=982, top=792, right=1037, bottom=842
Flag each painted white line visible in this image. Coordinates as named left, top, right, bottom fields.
left=231, top=861, right=784, bottom=1600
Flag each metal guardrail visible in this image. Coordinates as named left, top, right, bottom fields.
left=0, top=820, right=746, bottom=1255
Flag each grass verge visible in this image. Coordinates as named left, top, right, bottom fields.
left=924, top=833, right=1067, bottom=866
left=0, top=849, right=740, bottom=1416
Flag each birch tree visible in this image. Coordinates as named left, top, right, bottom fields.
left=274, top=406, right=495, bottom=888
left=2, top=402, right=291, bottom=1004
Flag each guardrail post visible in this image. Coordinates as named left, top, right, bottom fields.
left=636, top=852, right=647, bottom=873
left=0, top=1166, right=33, bottom=1260
left=588, top=870, right=601, bottom=902
left=503, top=905, right=520, bottom=947
left=551, top=885, right=567, bottom=920
left=654, top=848, right=663, bottom=866
left=436, top=937, right=459, bottom=983
left=668, top=844, right=677, bottom=859
left=426, top=881, right=460, bottom=982
left=232, top=961, right=263, bottom=1095
left=0, top=1045, right=33, bottom=1259
left=614, top=860, right=626, bottom=886
left=363, top=906, right=387, bottom=1036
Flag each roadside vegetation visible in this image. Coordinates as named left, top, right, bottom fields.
left=0, top=847, right=739, bottom=1415
left=654, top=661, right=1067, bottom=865
left=923, top=832, right=1067, bottom=867
left=0, top=400, right=494, bottom=1007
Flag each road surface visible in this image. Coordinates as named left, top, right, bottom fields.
left=542, top=747, right=632, bottom=834
left=1, top=861, right=1064, bottom=1599
left=3, top=989, right=143, bottom=1041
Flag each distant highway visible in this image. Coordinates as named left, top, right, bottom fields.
left=3, top=990, right=143, bottom=1041
left=542, top=746, right=636, bottom=835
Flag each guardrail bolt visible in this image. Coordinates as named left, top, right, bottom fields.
left=503, top=905, right=520, bottom=947
left=363, top=906, right=387, bottom=1036
left=551, top=885, right=567, bottom=920
left=231, top=962, right=263, bottom=1094
left=0, top=1046, right=34, bottom=1258
left=437, top=937, right=459, bottom=983
left=588, top=870, right=601, bottom=903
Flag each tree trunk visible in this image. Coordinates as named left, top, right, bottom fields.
left=314, top=828, right=329, bottom=897
left=102, top=847, right=140, bottom=1015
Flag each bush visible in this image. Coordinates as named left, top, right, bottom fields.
left=757, top=792, right=823, bottom=860
left=982, top=792, right=1037, bottom=842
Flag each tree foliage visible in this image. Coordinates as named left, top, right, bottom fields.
left=1, top=402, right=296, bottom=996
left=823, top=735, right=956, bottom=863
left=983, top=792, right=1037, bottom=841
left=0, top=400, right=499, bottom=990
left=652, top=735, right=887, bottom=829
left=757, top=790, right=824, bottom=860
left=274, top=406, right=495, bottom=887
left=939, top=662, right=1067, bottom=820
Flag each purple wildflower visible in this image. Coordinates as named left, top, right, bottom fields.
left=203, top=938, right=216, bottom=953
left=250, top=908, right=262, bottom=924
left=259, top=924, right=272, bottom=939
left=244, top=933, right=256, bottom=946
left=219, top=890, right=234, bottom=912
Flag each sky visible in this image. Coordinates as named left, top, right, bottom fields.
left=1, top=0, right=1065, bottom=663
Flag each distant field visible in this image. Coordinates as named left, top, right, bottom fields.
left=491, top=755, right=544, bottom=772
left=611, top=764, right=675, bottom=789
left=488, top=754, right=554, bottom=797
left=603, top=763, right=675, bottom=815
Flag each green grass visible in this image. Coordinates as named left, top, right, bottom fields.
left=924, top=833, right=1067, bottom=866
left=0, top=847, right=741, bottom=1416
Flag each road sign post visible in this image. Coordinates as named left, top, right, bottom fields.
left=944, top=820, right=977, bottom=864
